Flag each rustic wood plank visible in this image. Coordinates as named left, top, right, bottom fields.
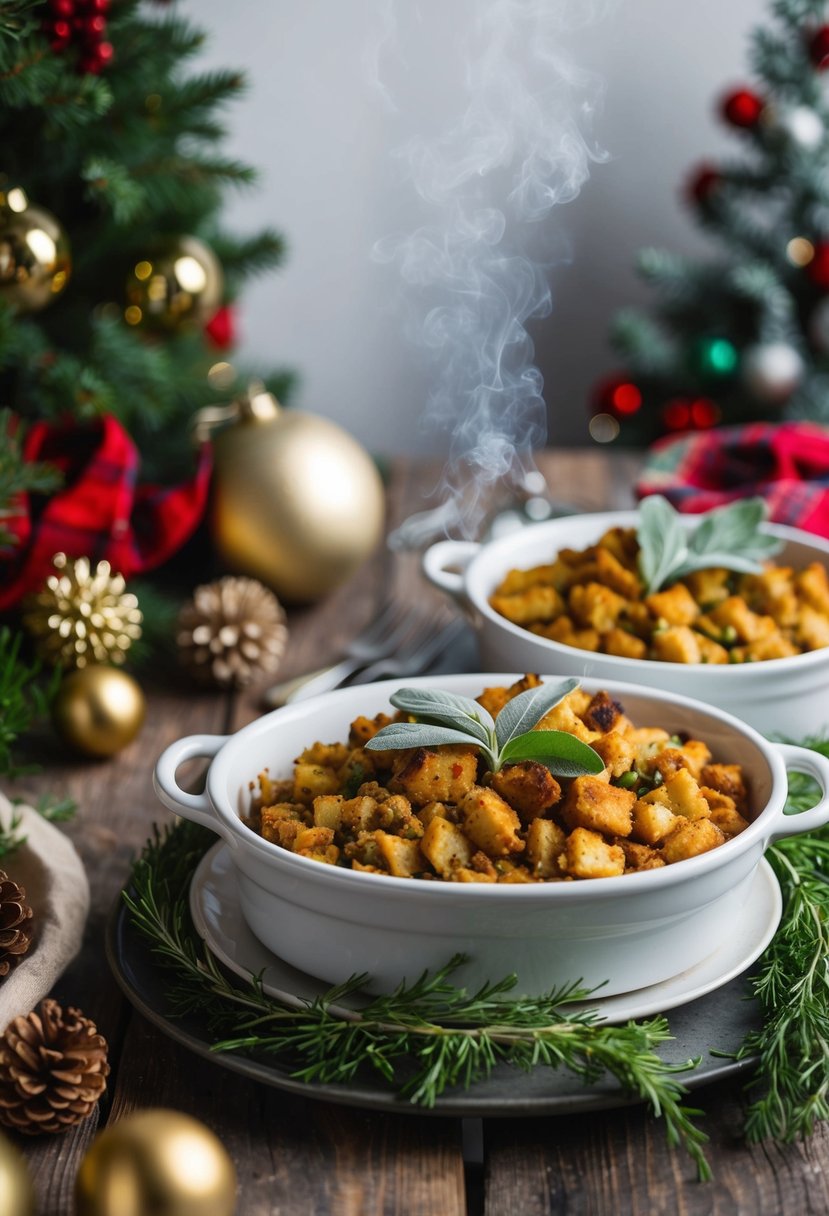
left=482, top=1080, right=829, bottom=1214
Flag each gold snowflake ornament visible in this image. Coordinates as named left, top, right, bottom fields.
left=23, top=553, right=143, bottom=668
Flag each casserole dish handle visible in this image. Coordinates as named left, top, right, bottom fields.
left=768, top=743, right=829, bottom=842
left=422, top=540, right=480, bottom=604
left=153, top=735, right=232, bottom=842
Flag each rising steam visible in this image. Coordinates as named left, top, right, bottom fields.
left=371, top=0, right=611, bottom=542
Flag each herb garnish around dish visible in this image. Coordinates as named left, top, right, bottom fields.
left=637, top=495, right=784, bottom=596
left=364, top=678, right=605, bottom=778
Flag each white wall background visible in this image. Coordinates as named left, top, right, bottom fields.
left=183, top=0, right=764, bottom=452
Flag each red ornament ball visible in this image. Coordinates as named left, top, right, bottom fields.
left=205, top=305, right=236, bottom=351
left=686, top=165, right=722, bottom=207
left=720, top=88, right=764, bottom=129
left=593, top=375, right=642, bottom=417
left=809, top=25, right=829, bottom=69
left=806, top=241, right=829, bottom=290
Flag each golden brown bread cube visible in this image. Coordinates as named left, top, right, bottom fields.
left=495, top=564, right=563, bottom=595
left=701, top=764, right=748, bottom=811
left=796, top=604, right=829, bottom=650
left=683, top=567, right=730, bottom=606
left=617, top=839, right=666, bottom=872
left=341, top=795, right=385, bottom=834
left=313, top=794, right=344, bottom=831
left=662, top=818, right=725, bottom=864
left=375, top=832, right=426, bottom=877
left=561, top=775, right=635, bottom=837
left=348, top=713, right=396, bottom=748
left=541, top=617, right=601, bottom=652
left=420, top=817, right=474, bottom=877
left=525, top=818, right=567, bottom=878
left=489, top=585, right=565, bottom=626
left=476, top=675, right=541, bottom=718
left=293, top=763, right=341, bottom=806
left=645, top=583, right=699, bottom=627
left=631, top=799, right=677, bottom=845
left=495, top=864, right=537, bottom=884
left=696, top=635, right=730, bottom=664
left=796, top=562, right=829, bottom=615
left=595, top=544, right=641, bottom=599
left=560, top=827, right=625, bottom=879
left=416, top=801, right=451, bottom=828
left=489, top=761, right=562, bottom=821
left=709, top=596, right=776, bottom=643
left=708, top=804, right=750, bottom=837
left=647, top=739, right=711, bottom=783
left=536, top=695, right=596, bottom=742
left=461, top=787, right=525, bottom=856
left=452, top=867, right=497, bottom=883
left=660, top=767, right=711, bottom=821
left=261, top=804, right=307, bottom=848
left=568, top=582, right=628, bottom=632
left=650, top=625, right=702, bottom=664
left=602, top=628, right=648, bottom=660
left=582, top=690, right=625, bottom=733
left=743, top=634, right=799, bottom=661
left=590, top=730, right=636, bottom=778
left=296, top=741, right=350, bottom=769
left=293, top=826, right=339, bottom=865
left=625, top=727, right=672, bottom=769
left=390, top=745, right=479, bottom=807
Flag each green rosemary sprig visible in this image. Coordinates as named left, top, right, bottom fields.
left=0, top=626, right=59, bottom=778
left=738, top=740, right=829, bottom=1142
left=124, top=820, right=710, bottom=1179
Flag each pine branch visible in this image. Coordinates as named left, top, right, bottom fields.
left=0, top=410, right=62, bottom=549
left=0, top=628, right=58, bottom=779
left=125, top=820, right=712, bottom=1180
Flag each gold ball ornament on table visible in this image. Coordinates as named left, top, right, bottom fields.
left=177, top=575, right=288, bottom=688
left=0, top=185, right=71, bottom=313
left=0, top=998, right=109, bottom=1135
left=23, top=552, right=142, bottom=669
left=199, top=386, right=385, bottom=602
left=125, top=235, right=223, bottom=331
left=75, top=1108, right=237, bottom=1216
left=0, top=1132, right=35, bottom=1216
left=52, top=666, right=146, bottom=758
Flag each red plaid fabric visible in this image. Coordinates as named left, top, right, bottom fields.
left=0, top=414, right=212, bottom=609
left=636, top=422, right=829, bottom=538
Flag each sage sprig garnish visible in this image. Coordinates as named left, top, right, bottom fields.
left=364, top=678, right=605, bottom=778
left=637, top=496, right=784, bottom=595
left=125, top=820, right=711, bottom=1179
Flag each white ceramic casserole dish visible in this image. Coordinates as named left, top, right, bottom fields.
left=154, top=674, right=829, bottom=998
left=423, top=512, right=829, bottom=737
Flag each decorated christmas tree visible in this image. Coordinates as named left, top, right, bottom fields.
left=0, top=0, right=290, bottom=491
left=591, top=0, right=829, bottom=445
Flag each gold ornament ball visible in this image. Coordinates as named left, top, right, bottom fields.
left=0, top=1131, right=35, bottom=1216
left=0, top=187, right=71, bottom=313
left=210, top=391, right=385, bottom=602
left=125, top=236, right=223, bottom=331
left=52, top=666, right=146, bottom=758
left=75, top=1108, right=237, bottom=1216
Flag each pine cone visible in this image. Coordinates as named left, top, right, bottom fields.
left=177, top=576, right=289, bottom=688
left=0, top=999, right=109, bottom=1135
left=0, top=873, right=33, bottom=978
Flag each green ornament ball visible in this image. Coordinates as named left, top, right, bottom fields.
left=693, top=336, right=739, bottom=379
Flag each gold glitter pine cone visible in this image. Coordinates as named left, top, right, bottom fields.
left=23, top=553, right=142, bottom=669
left=177, top=575, right=288, bottom=688
left=0, top=999, right=110, bottom=1135
left=0, top=873, right=33, bottom=979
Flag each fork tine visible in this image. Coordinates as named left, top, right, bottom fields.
left=352, top=617, right=464, bottom=684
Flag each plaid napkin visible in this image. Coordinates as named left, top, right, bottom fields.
left=636, top=422, right=829, bottom=538
left=0, top=414, right=211, bottom=610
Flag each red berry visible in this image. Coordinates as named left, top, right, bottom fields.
left=50, top=18, right=72, bottom=45
left=49, top=0, right=75, bottom=17
left=95, top=40, right=114, bottom=64
left=88, top=0, right=111, bottom=10
left=205, top=305, right=236, bottom=350
left=720, top=87, right=764, bottom=129
left=81, top=13, right=107, bottom=41
left=689, top=398, right=721, bottom=428
left=662, top=400, right=692, bottom=431
left=809, top=25, right=829, bottom=69
left=806, top=241, right=829, bottom=290
left=686, top=164, right=722, bottom=207
left=592, top=375, right=642, bottom=418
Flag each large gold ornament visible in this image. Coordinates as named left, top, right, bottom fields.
left=52, top=666, right=146, bottom=758
left=125, top=235, right=223, bottom=331
left=201, top=387, right=385, bottom=602
left=75, top=1108, right=237, bottom=1216
left=0, top=1131, right=35, bottom=1216
left=23, top=552, right=142, bottom=669
left=0, top=186, right=71, bottom=313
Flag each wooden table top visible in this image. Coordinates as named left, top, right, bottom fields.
left=12, top=448, right=829, bottom=1216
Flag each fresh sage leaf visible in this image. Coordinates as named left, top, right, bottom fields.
left=364, top=722, right=487, bottom=753
left=389, top=687, right=494, bottom=746
left=499, top=730, right=605, bottom=777
left=493, top=678, right=580, bottom=751
left=637, top=494, right=784, bottom=594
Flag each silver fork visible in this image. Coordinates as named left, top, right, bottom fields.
left=350, top=616, right=466, bottom=685
left=261, top=599, right=423, bottom=708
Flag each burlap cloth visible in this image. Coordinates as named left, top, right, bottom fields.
left=0, top=792, right=89, bottom=1032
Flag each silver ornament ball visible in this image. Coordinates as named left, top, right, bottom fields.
left=776, top=105, right=824, bottom=150
left=742, top=342, right=804, bottom=404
